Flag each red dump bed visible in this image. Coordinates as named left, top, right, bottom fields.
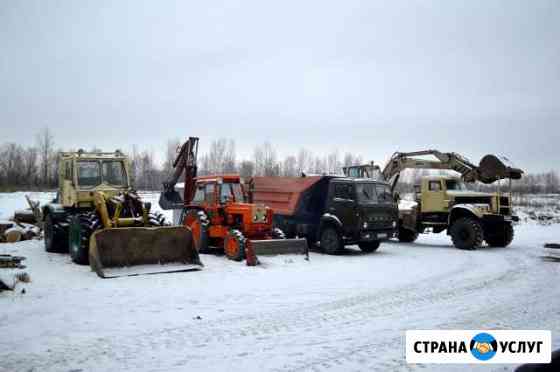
left=251, top=176, right=323, bottom=216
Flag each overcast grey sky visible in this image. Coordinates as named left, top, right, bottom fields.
left=1, top=0, right=559, bottom=172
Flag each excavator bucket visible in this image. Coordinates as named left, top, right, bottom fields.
left=158, top=189, right=184, bottom=210
left=478, top=155, right=524, bottom=184
left=249, top=238, right=309, bottom=258
left=89, top=226, right=202, bottom=278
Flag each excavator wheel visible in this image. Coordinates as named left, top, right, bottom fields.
left=224, top=229, right=246, bottom=261
left=69, top=212, right=101, bottom=265
left=450, top=217, right=484, bottom=250
left=183, top=209, right=209, bottom=252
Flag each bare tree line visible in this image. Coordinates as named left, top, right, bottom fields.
left=1, top=130, right=558, bottom=194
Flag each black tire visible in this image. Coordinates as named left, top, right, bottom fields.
left=320, top=226, right=343, bottom=255
left=398, top=225, right=419, bottom=243
left=450, top=217, right=484, bottom=250
left=148, top=211, right=168, bottom=226
left=69, top=212, right=100, bottom=265
left=485, top=223, right=514, bottom=247
left=271, top=227, right=286, bottom=239
left=358, top=241, right=380, bottom=253
left=44, top=213, right=69, bottom=253
left=224, top=229, right=246, bottom=261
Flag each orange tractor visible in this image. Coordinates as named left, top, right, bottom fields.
left=159, top=137, right=307, bottom=264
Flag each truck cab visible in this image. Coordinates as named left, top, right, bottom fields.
left=321, top=178, right=398, bottom=253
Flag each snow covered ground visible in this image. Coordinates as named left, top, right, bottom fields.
left=1, top=192, right=559, bottom=372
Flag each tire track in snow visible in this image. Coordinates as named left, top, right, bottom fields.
left=7, top=247, right=533, bottom=371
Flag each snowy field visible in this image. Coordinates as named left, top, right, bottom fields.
left=1, top=192, right=560, bottom=372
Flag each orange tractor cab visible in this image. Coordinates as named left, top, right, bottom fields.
left=159, top=137, right=307, bottom=264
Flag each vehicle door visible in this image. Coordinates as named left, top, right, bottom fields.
left=422, top=179, right=446, bottom=213
left=327, top=181, right=358, bottom=235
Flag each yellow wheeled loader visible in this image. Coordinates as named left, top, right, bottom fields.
left=43, top=150, right=202, bottom=278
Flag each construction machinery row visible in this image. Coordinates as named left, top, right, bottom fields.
left=41, top=137, right=524, bottom=278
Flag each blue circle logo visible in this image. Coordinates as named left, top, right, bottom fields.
left=470, top=333, right=498, bottom=361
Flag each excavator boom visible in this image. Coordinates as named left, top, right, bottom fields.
left=381, top=150, right=523, bottom=191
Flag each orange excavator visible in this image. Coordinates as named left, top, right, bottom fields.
left=159, top=137, right=307, bottom=265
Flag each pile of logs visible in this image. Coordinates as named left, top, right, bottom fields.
left=0, top=196, right=42, bottom=243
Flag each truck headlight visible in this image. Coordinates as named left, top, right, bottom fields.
left=392, top=221, right=397, bottom=228
left=363, top=222, right=368, bottom=229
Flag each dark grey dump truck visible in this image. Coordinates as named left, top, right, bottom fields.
left=250, top=176, right=398, bottom=254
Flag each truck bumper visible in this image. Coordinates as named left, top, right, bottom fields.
left=359, top=229, right=396, bottom=242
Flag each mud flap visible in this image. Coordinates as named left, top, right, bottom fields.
left=250, top=238, right=309, bottom=258
left=89, top=226, right=203, bottom=278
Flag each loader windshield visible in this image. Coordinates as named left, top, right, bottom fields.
left=102, top=161, right=127, bottom=186
left=77, top=160, right=127, bottom=188
left=77, top=161, right=101, bottom=187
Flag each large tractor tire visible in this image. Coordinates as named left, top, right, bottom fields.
left=358, top=240, right=380, bottom=253
left=320, top=226, right=343, bottom=255
left=44, top=213, right=70, bottom=253
left=69, top=212, right=100, bottom=265
left=183, top=209, right=209, bottom=252
left=148, top=211, right=168, bottom=226
left=398, top=226, right=419, bottom=243
left=224, top=229, right=246, bottom=261
left=485, top=223, right=514, bottom=247
left=450, top=217, right=484, bottom=250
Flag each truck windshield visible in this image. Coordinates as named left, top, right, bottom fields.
left=357, top=183, right=376, bottom=204
left=446, top=179, right=467, bottom=191
left=376, top=184, right=393, bottom=203
left=357, top=183, right=393, bottom=204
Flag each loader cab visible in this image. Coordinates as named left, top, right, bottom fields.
left=57, top=151, right=130, bottom=208
left=192, top=176, right=246, bottom=206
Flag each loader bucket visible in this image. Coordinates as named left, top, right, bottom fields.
left=89, top=226, right=203, bottom=278
left=250, top=238, right=309, bottom=257
left=478, top=155, right=524, bottom=184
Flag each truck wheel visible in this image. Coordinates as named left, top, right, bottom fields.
left=358, top=241, right=380, bottom=253
left=44, top=213, right=69, bottom=253
left=450, top=217, right=484, bottom=250
left=69, top=213, right=99, bottom=265
left=183, top=210, right=209, bottom=252
left=485, top=223, right=514, bottom=247
left=224, top=229, right=246, bottom=261
left=320, top=226, right=343, bottom=255
left=398, top=226, right=419, bottom=243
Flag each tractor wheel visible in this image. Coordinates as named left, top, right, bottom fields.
left=358, top=240, right=380, bottom=253
left=271, top=227, right=286, bottom=239
left=450, top=217, right=484, bottom=250
left=398, top=225, right=419, bottom=243
left=44, top=213, right=70, bottom=253
left=148, top=211, right=168, bottom=226
left=485, top=223, right=514, bottom=247
left=320, top=226, right=343, bottom=255
left=183, top=209, right=209, bottom=252
left=224, top=229, right=246, bottom=261
left=69, top=212, right=100, bottom=265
